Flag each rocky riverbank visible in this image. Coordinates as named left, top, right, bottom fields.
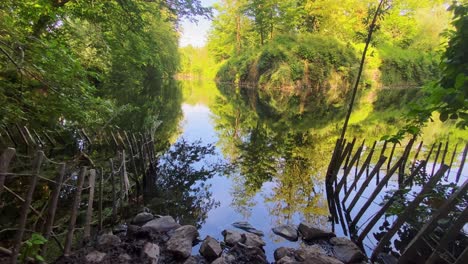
left=56, top=210, right=369, bottom=264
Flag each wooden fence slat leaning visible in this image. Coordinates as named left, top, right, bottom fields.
left=63, top=166, right=87, bottom=256
left=399, top=177, right=468, bottom=263
left=370, top=165, right=449, bottom=262
left=10, top=151, right=44, bottom=264
left=84, top=169, right=96, bottom=240
left=41, top=163, right=66, bottom=255
left=0, top=148, right=16, bottom=196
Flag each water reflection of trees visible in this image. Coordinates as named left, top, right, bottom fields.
left=146, top=139, right=225, bottom=228
left=212, top=83, right=333, bottom=226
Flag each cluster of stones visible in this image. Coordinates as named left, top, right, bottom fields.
left=75, top=211, right=366, bottom=264
left=271, top=223, right=367, bottom=264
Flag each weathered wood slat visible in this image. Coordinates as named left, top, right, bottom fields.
left=335, top=142, right=364, bottom=194
left=410, top=141, right=423, bottom=171
left=370, top=165, right=449, bottom=262
left=63, top=166, right=87, bottom=256
left=99, top=168, right=103, bottom=231
left=455, top=143, right=467, bottom=183
left=41, top=163, right=65, bottom=255
left=0, top=148, right=16, bottom=196
left=351, top=157, right=406, bottom=228
left=343, top=141, right=377, bottom=202
left=357, top=161, right=426, bottom=243
left=454, top=245, right=468, bottom=264
left=110, top=159, right=117, bottom=218
left=446, top=143, right=458, bottom=177
left=431, top=142, right=442, bottom=177
left=399, top=178, right=468, bottom=263
left=84, top=169, right=96, bottom=240
left=10, top=151, right=44, bottom=264
left=425, top=206, right=468, bottom=264
left=346, top=156, right=387, bottom=213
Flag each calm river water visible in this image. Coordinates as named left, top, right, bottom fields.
left=155, top=79, right=467, bottom=261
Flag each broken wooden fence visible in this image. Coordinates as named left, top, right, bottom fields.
left=0, top=127, right=158, bottom=263
left=326, top=138, right=468, bottom=264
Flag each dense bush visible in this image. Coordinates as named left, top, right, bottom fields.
left=378, top=44, right=440, bottom=86
left=216, top=34, right=358, bottom=106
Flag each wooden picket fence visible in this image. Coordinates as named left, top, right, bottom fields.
left=0, top=125, right=158, bottom=263
left=326, top=138, right=468, bottom=264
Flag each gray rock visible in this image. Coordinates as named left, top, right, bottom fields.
left=97, top=234, right=121, bottom=246
left=143, top=215, right=181, bottom=233
left=274, top=247, right=296, bottom=261
left=231, top=243, right=268, bottom=264
left=222, top=229, right=243, bottom=246
left=142, top=242, right=160, bottom=264
left=241, top=232, right=266, bottom=248
left=295, top=246, right=343, bottom=264
left=166, top=225, right=199, bottom=259
left=133, top=212, right=154, bottom=225
left=183, top=256, right=198, bottom=264
left=85, top=251, right=106, bottom=263
left=272, top=225, right=298, bottom=241
left=276, top=256, right=297, bottom=264
left=212, top=254, right=236, bottom=264
left=330, top=237, right=366, bottom=263
left=200, top=236, right=222, bottom=260
left=113, top=224, right=127, bottom=234
left=232, top=221, right=264, bottom=236
left=298, top=223, right=335, bottom=241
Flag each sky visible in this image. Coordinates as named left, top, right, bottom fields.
left=179, top=0, right=218, bottom=47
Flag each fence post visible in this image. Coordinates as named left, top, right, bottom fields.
left=98, top=168, right=103, bottom=231
left=41, top=163, right=65, bottom=255
left=455, top=143, right=467, bottom=183
left=63, top=166, right=87, bottom=256
left=370, top=165, right=449, bottom=262
left=10, top=151, right=44, bottom=264
left=84, top=169, right=96, bottom=240
left=399, top=178, right=468, bottom=263
left=356, top=162, right=426, bottom=243
left=110, top=159, right=117, bottom=218
left=0, top=148, right=16, bottom=196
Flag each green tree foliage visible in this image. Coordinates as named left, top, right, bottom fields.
left=207, top=0, right=451, bottom=107
left=0, top=0, right=209, bottom=132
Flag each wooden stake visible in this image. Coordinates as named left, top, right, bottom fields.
left=431, top=142, right=442, bottom=177
left=370, top=165, right=449, bottom=262
left=357, top=161, right=426, bottom=243
left=346, top=156, right=387, bottom=213
left=63, top=166, right=87, bottom=256
left=425, top=206, right=468, bottom=264
left=455, top=143, right=467, bottom=183
left=41, top=163, right=65, bottom=255
left=399, top=179, right=468, bottom=263
left=98, top=168, right=103, bottom=231
left=343, top=141, right=377, bottom=202
left=0, top=148, right=16, bottom=196
left=84, top=169, right=96, bottom=240
left=10, top=151, right=44, bottom=264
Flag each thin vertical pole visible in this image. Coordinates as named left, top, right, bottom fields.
left=0, top=148, right=16, bottom=196
left=84, top=169, right=96, bottom=240
left=110, top=159, right=117, bottom=218
left=41, top=163, right=65, bottom=255
left=63, top=166, right=87, bottom=256
left=98, top=168, right=103, bottom=231
left=431, top=142, right=442, bottom=177
left=10, top=151, right=44, bottom=264
left=455, top=143, right=467, bottom=183
left=370, top=165, right=449, bottom=262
